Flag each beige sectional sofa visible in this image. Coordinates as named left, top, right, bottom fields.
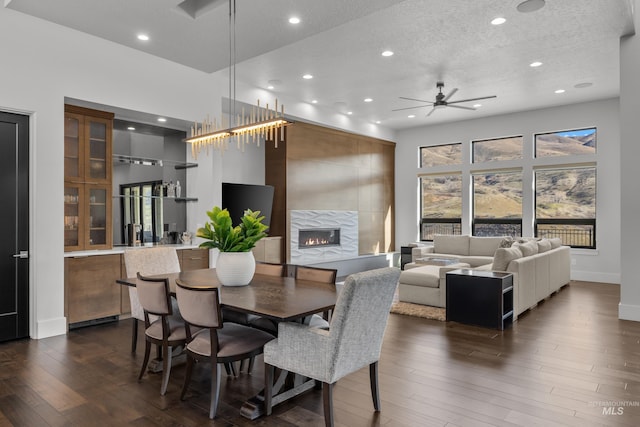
left=399, top=235, right=571, bottom=319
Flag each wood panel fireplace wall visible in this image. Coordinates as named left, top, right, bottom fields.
left=265, top=121, right=395, bottom=263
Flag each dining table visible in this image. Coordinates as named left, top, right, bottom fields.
left=117, top=267, right=339, bottom=419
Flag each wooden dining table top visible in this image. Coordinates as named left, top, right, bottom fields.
left=117, top=268, right=338, bottom=322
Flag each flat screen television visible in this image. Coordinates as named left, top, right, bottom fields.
left=222, top=182, right=275, bottom=229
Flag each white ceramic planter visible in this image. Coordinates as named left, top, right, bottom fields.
left=215, top=251, right=256, bottom=286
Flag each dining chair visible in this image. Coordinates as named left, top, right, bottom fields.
left=175, top=279, right=275, bottom=419
left=123, top=247, right=181, bottom=353
left=135, top=273, right=188, bottom=396
left=223, top=261, right=284, bottom=373
left=263, top=267, right=401, bottom=427
left=295, top=265, right=338, bottom=326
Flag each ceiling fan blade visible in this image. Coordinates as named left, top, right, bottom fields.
left=443, top=88, right=458, bottom=102
left=446, top=104, right=476, bottom=111
left=447, top=95, right=497, bottom=104
left=426, top=107, right=437, bottom=117
left=392, top=104, right=431, bottom=112
left=399, top=96, right=433, bottom=103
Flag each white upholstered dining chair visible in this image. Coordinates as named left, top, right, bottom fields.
left=263, top=267, right=401, bottom=427
left=123, top=247, right=181, bottom=353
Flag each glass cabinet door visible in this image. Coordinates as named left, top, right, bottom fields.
left=64, top=113, right=84, bottom=181
left=64, top=184, right=83, bottom=251
left=86, top=185, right=111, bottom=249
left=86, top=118, right=111, bottom=183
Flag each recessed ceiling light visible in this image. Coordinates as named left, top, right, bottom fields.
left=288, top=17, right=300, bottom=24
left=347, top=111, right=353, bottom=115
left=491, top=17, right=506, bottom=25
left=267, top=85, right=274, bottom=90
left=127, top=126, right=136, bottom=131
left=137, top=34, right=149, bottom=41
left=364, top=98, right=373, bottom=103
left=375, top=120, right=381, bottom=124
left=157, top=117, right=167, bottom=122
left=555, top=89, right=565, bottom=94
left=517, top=0, right=546, bottom=13
left=311, top=99, right=318, bottom=104
left=408, top=114, right=416, bottom=118
left=302, top=74, right=313, bottom=80
left=381, top=50, right=394, bottom=57
left=473, top=104, right=482, bottom=108
left=574, top=82, right=593, bottom=89
left=530, top=61, right=543, bottom=67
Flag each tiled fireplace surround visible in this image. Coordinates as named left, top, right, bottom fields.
left=290, top=210, right=358, bottom=264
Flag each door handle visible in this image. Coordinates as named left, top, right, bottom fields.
left=12, top=250, right=29, bottom=259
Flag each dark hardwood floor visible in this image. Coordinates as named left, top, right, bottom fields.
left=1, top=281, right=640, bottom=426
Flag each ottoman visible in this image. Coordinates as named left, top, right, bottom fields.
left=398, top=262, right=470, bottom=307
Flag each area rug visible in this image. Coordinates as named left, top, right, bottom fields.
left=390, top=301, right=446, bottom=321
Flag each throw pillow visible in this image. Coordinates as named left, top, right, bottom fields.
left=492, top=246, right=523, bottom=271
left=549, top=238, right=562, bottom=249
left=514, top=240, right=538, bottom=257
left=537, top=238, right=552, bottom=253
left=499, top=236, right=514, bottom=248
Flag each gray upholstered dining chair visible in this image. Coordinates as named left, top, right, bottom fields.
left=123, top=247, right=181, bottom=353
left=263, top=267, right=401, bottom=427
left=135, top=273, right=188, bottom=396
left=175, top=279, right=275, bottom=419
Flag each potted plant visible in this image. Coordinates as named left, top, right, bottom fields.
left=197, top=206, right=268, bottom=286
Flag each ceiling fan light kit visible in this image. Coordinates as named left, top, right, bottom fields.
left=517, top=0, right=546, bottom=13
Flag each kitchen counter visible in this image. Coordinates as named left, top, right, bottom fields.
left=64, top=243, right=203, bottom=257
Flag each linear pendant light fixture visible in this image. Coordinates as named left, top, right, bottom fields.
left=185, top=0, right=292, bottom=158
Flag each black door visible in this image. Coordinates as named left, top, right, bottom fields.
left=0, top=111, right=29, bottom=342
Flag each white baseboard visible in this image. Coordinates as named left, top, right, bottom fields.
left=619, top=303, right=640, bottom=322
left=34, top=316, right=67, bottom=339
left=571, top=270, right=620, bottom=284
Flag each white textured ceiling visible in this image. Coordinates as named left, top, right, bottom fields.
left=6, top=0, right=635, bottom=130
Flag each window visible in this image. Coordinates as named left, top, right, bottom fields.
left=420, top=175, right=462, bottom=240
left=535, top=128, right=596, bottom=158
left=473, top=136, right=523, bottom=163
left=535, top=167, right=596, bottom=248
left=473, top=171, right=522, bottom=236
left=420, top=143, right=462, bottom=167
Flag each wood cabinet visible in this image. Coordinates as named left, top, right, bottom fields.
left=179, top=248, right=210, bottom=271
left=252, top=236, right=282, bottom=264
left=64, top=105, right=113, bottom=251
left=65, top=254, right=122, bottom=326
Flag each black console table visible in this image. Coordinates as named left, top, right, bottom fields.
left=446, top=269, right=514, bottom=330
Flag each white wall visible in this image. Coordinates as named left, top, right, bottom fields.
left=0, top=6, right=392, bottom=339
left=619, top=3, right=640, bottom=321
left=395, top=98, right=621, bottom=285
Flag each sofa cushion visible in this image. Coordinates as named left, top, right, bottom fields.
left=434, top=235, right=469, bottom=256
left=537, top=238, right=552, bottom=253
left=514, top=240, right=538, bottom=256
left=549, top=237, right=562, bottom=249
left=492, top=246, right=523, bottom=271
left=399, top=265, right=440, bottom=288
left=469, top=236, right=506, bottom=256
left=458, top=255, right=495, bottom=268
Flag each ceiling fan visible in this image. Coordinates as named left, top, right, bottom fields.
left=394, top=81, right=497, bottom=117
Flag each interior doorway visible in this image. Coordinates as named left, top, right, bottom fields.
left=0, top=111, right=30, bottom=342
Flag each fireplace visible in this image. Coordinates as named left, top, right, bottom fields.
left=290, top=210, right=358, bottom=264
left=299, top=228, right=341, bottom=249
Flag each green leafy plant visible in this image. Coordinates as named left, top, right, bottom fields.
left=197, top=206, right=268, bottom=252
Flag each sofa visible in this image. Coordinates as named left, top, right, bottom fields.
left=398, top=235, right=571, bottom=319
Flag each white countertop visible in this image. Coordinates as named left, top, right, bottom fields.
left=64, top=243, right=203, bottom=257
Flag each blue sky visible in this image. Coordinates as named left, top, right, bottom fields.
left=554, top=128, right=595, bottom=138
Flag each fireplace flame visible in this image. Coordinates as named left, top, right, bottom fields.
left=304, top=237, right=331, bottom=246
